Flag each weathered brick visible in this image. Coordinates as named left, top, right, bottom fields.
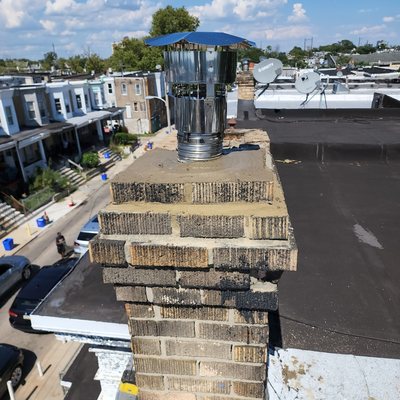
left=233, top=310, right=269, bottom=325
left=198, top=323, right=249, bottom=343
left=178, top=215, right=244, bottom=238
left=151, top=287, right=202, bottom=306
left=99, top=211, right=172, bottom=235
left=134, top=357, right=196, bottom=375
left=111, top=181, right=185, bottom=204
left=160, top=306, right=228, bottom=321
left=129, top=319, right=195, bottom=338
left=202, top=290, right=279, bottom=311
left=135, top=374, right=164, bottom=390
left=192, top=181, right=273, bottom=203
left=115, top=286, right=147, bottom=302
left=103, top=267, right=176, bottom=286
left=250, top=216, right=288, bottom=240
left=248, top=326, right=269, bottom=344
left=125, top=304, right=154, bottom=319
left=131, top=338, right=161, bottom=355
left=233, top=346, right=267, bottom=363
left=89, top=238, right=126, bottom=266
left=165, top=340, right=231, bottom=360
left=139, top=391, right=196, bottom=400
left=232, top=381, right=265, bottom=398
left=131, top=244, right=209, bottom=268
left=199, top=361, right=266, bottom=381
left=179, top=270, right=250, bottom=290
left=213, top=247, right=296, bottom=271
left=167, top=377, right=231, bottom=394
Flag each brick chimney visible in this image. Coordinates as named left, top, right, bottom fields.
left=90, top=129, right=297, bottom=399
left=237, top=71, right=257, bottom=121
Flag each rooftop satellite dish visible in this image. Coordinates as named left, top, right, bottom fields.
left=336, top=70, right=343, bottom=77
left=295, top=71, right=321, bottom=94
left=253, top=58, right=283, bottom=84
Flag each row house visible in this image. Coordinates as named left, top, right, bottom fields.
left=113, top=72, right=168, bottom=134
left=0, top=79, right=124, bottom=196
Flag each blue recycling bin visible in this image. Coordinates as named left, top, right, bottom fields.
left=36, top=217, right=46, bottom=228
left=104, top=152, right=111, bottom=159
left=101, top=173, right=108, bottom=181
left=2, top=238, right=14, bottom=251
left=147, top=142, right=153, bottom=150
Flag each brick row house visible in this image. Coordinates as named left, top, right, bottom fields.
left=0, top=78, right=125, bottom=196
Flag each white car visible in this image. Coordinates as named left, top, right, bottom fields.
left=73, top=215, right=99, bottom=255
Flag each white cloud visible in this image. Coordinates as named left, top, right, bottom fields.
left=288, top=3, right=307, bottom=22
left=264, top=25, right=311, bottom=40
left=383, top=14, right=400, bottom=23
left=0, top=0, right=26, bottom=28
left=45, top=0, right=77, bottom=14
left=190, top=0, right=287, bottom=21
left=40, top=19, right=56, bottom=32
left=350, top=25, right=386, bottom=35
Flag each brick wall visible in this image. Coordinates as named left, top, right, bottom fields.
left=90, top=130, right=297, bottom=399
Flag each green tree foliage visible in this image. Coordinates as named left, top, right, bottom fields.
left=85, top=53, right=105, bottom=74
left=68, top=55, right=86, bottom=73
left=108, top=38, right=163, bottom=72
left=30, top=167, right=68, bottom=192
left=41, top=51, right=58, bottom=70
left=287, top=46, right=308, bottom=68
left=112, top=132, right=138, bottom=145
left=356, top=44, right=376, bottom=54
left=81, top=152, right=99, bottom=169
left=149, top=5, right=199, bottom=37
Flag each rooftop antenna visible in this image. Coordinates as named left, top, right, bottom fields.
left=253, top=58, right=283, bottom=98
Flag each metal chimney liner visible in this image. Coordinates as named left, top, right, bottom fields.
left=145, top=32, right=253, bottom=162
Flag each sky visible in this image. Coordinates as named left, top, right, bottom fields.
left=0, top=0, right=399, bottom=60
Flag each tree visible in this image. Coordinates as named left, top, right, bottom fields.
left=85, top=53, right=104, bottom=74
left=149, top=6, right=199, bottom=37
left=41, top=51, right=58, bottom=71
left=356, top=44, right=375, bottom=54
left=68, top=55, right=86, bottom=74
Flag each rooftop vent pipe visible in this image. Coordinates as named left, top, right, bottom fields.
left=146, top=32, right=254, bottom=162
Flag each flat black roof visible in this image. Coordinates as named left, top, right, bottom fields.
left=34, top=252, right=126, bottom=325
left=239, top=111, right=400, bottom=358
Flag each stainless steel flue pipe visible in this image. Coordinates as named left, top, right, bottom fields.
left=164, top=50, right=237, bottom=161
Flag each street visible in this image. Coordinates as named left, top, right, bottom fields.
left=0, top=183, right=110, bottom=399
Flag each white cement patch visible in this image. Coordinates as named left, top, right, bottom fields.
left=268, top=348, right=400, bottom=400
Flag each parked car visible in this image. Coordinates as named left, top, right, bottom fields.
left=0, top=256, right=31, bottom=298
left=9, top=258, right=77, bottom=333
left=74, top=215, right=99, bottom=255
left=0, top=343, right=24, bottom=398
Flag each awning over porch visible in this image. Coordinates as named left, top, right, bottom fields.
left=67, top=110, right=112, bottom=129
left=0, top=135, right=15, bottom=151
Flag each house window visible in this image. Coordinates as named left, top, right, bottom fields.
left=84, top=94, right=89, bottom=107
left=134, top=102, right=138, bottom=111
left=76, top=94, right=82, bottom=109
left=140, top=102, right=145, bottom=112
left=135, top=83, right=141, bottom=95
left=94, top=92, right=100, bottom=105
left=125, top=104, right=132, bottom=119
left=55, top=98, right=62, bottom=114
left=121, top=83, right=127, bottom=95
left=108, top=83, right=113, bottom=94
left=66, top=104, right=70, bottom=113
left=38, top=101, right=46, bottom=118
left=5, top=106, right=14, bottom=125
left=27, top=101, right=36, bottom=119
left=22, top=142, right=41, bottom=165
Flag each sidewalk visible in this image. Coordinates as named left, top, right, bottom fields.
left=0, top=127, right=177, bottom=258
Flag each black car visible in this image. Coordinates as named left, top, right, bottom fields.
left=9, top=258, right=77, bottom=333
left=0, top=343, right=24, bottom=398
